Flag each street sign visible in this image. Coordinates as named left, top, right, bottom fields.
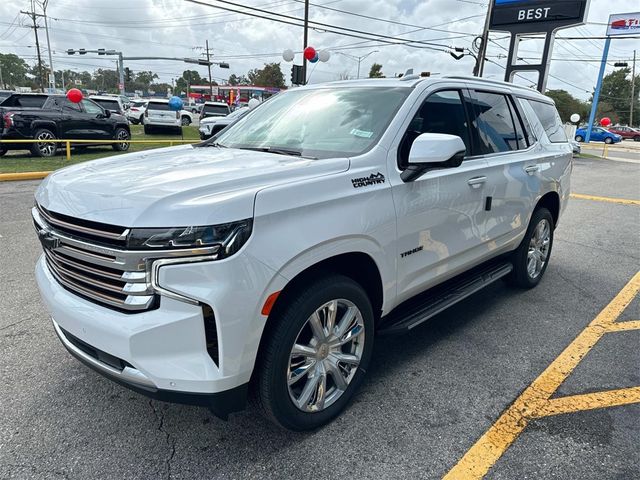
left=118, top=83, right=124, bottom=91
left=491, top=0, right=589, bottom=32
left=606, top=12, right=640, bottom=36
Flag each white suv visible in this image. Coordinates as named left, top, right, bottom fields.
left=143, top=99, right=194, bottom=133
left=33, top=74, right=571, bottom=430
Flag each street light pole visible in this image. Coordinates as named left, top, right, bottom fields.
left=302, top=0, right=309, bottom=84
left=205, top=40, right=213, bottom=98
left=631, top=50, right=636, bottom=127
left=337, top=51, right=379, bottom=79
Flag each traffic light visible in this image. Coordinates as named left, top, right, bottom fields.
left=291, top=65, right=304, bottom=85
left=124, top=67, right=133, bottom=82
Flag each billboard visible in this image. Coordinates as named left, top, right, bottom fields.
left=491, top=0, right=589, bottom=32
left=607, top=13, right=640, bottom=36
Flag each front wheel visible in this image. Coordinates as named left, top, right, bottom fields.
left=181, top=116, right=191, bottom=126
left=0, top=146, right=6, bottom=157
left=506, top=208, right=554, bottom=289
left=604, top=137, right=613, bottom=144
left=254, top=275, right=374, bottom=431
left=112, top=127, right=130, bottom=151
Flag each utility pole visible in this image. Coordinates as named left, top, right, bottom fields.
left=205, top=40, right=213, bottom=98
left=473, top=0, right=495, bottom=77
left=631, top=50, right=636, bottom=127
left=302, top=0, right=309, bottom=84
left=21, top=4, right=45, bottom=92
left=38, top=0, right=55, bottom=92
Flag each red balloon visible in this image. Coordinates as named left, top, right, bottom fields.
left=600, top=117, right=611, bottom=127
left=67, top=88, right=83, bottom=103
left=303, top=46, right=316, bottom=61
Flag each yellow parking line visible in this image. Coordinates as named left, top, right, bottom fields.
left=443, top=271, right=640, bottom=480
left=606, top=320, right=640, bottom=332
left=570, top=193, right=640, bottom=206
left=537, top=387, right=640, bottom=417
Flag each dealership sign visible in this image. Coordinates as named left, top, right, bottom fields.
left=491, top=0, right=590, bottom=32
left=607, top=13, right=640, bottom=36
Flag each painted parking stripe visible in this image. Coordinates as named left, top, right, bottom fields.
left=536, top=387, right=640, bottom=417
left=570, top=193, right=640, bottom=206
left=443, top=271, right=640, bottom=480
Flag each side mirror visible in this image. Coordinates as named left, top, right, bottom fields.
left=401, top=133, right=466, bottom=182
left=104, top=109, right=111, bottom=118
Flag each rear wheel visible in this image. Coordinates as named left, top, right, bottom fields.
left=575, top=135, right=584, bottom=142
left=112, top=127, right=130, bottom=151
left=181, top=116, right=191, bottom=126
left=0, top=146, right=6, bottom=157
left=31, top=129, right=58, bottom=157
left=506, top=208, right=554, bottom=289
left=254, top=275, right=374, bottom=431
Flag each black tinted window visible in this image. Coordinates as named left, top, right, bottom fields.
left=203, top=105, right=229, bottom=114
left=2, top=95, right=48, bottom=108
left=527, top=100, right=567, bottom=143
left=508, top=98, right=528, bottom=149
left=147, top=102, right=171, bottom=111
left=471, top=92, right=520, bottom=154
left=398, top=90, right=471, bottom=168
left=94, top=99, right=120, bottom=111
left=54, top=97, right=81, bottom=112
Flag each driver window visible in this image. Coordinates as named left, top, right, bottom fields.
left=398, top=90, right=471, bottom=169
left=82, top=99, right=103, bottom=115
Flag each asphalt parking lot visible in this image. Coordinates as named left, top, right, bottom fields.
left=0, top=155, right=638, bottom=480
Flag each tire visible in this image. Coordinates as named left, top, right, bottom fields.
left=506, top=208, right=554, bottom=289
left=604, top=137, right=613, bottom=144
left=181, top=116, right=191, bottom=126
left=30, top=128, right=58, bottom=157
left=0, top=146, right=6, bottom=157
left=254, top=274, right=374, bottom=431
left=575, top=135, right=584, bottom=143
left=112, top=127, right=130, bottom=151
left=143, top=125, right=152, bottom=135
left=129, top=118, right=139, bottom=125
left=139, top=115, right=144, bottom=125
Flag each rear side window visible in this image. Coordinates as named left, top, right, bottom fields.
left=2, top=95, right=48, bottom=108
left=470, top=91, right=524, bottom=154
left=526, top=100, right=567, bottom=143
left=53, top=97, right=81, bottom=112
left=147, top=102, right=171, bottom=111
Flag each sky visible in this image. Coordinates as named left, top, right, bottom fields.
left=0, top=0, right=638, bottom=100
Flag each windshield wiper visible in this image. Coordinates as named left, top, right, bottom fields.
left=206, top=141, right=227, bottom=148
left=239, top=146, right=317, bottom=159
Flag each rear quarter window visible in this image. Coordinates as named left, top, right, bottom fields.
left=526, top=100, right=567, bottom=143
left=2, top=95, right=48, bottom=108
left=147, top=102, right=171, bottom=111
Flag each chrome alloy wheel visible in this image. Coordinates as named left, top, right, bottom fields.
left=116, top=129, right=130, bottom=150
left=288, top=299, right=365, bottom=413
left=36, top=131, right=56, bottom=156
left=527, top=218, right=551, bottom=279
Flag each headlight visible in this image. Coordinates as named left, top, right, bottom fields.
left=127, top=219, right=252, bottom=257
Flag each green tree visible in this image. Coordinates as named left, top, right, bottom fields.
left=0, top=53, right=29, bottom=89
left=545, top=89, right=589, bottom=123
left=228, top=73, right=249, bottom=85
left=92, top=68, right=119, bottom=93
left=591, top=68, right=640, bottom=125
left=368, top=63, right=384, bottom=78
left=134, top=70, right=159, bottom=87
left=175, top=70, right=204, bottom=95
left=247, top=63, right=285, bottom=88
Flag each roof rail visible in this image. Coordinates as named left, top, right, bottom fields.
left=443, top=75, right=538, bottom=92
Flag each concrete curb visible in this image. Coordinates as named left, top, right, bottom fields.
left=0, top=171, right=51, bottom=182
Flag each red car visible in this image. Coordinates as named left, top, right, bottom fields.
left=608, top=126, right=640, bottom=141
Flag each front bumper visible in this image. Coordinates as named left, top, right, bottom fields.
left=52, top=318, right=248, bottom=417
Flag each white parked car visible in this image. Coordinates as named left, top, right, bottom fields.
left=126, top=99, right=147, bottom=125
left=199, top=106, right=249, bottom=139
left=143, top=99, right=194, bottom=133
left=200, top=101, right=230, bottom=121
left=33, top=74, right=571, bottom=430
left=90, top=95, right=126, bottom=116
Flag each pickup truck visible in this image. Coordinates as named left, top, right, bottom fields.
left=33, top=74, right=571, bottom=430
left=0, top=93, right=131, bottom=157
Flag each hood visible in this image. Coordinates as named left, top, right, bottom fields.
left=36, top=145, right=349, bottom=227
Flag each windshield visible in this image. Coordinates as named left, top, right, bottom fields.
left=215, top=87, right=409, bottom=159
left=203, top=104, right=229, bottom=115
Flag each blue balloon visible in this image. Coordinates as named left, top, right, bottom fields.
left=168, top=96, right=184, bottom=111
left=310, top=52, right=319, bottom=63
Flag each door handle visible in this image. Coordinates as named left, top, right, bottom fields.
left=467, top=176, right=487, bottom=188
left=524, top=165, right=540, bottom=175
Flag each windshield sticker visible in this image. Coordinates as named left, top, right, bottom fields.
left=351, top=172, right=386, bottom=189
left=350, top=128, right=374, bottom=139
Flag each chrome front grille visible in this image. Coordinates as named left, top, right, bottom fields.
left=33, top=206, right=155, bottom=313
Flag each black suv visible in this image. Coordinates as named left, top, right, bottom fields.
left=0, top=93, right=131, bottom=157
